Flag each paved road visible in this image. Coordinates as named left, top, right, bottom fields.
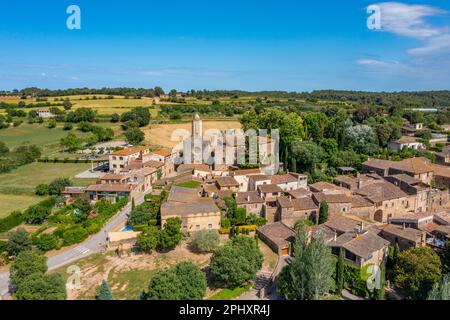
left=0, top=193, right=144, bottom=299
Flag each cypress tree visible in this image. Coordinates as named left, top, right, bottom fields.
left=131, top=197, right=135, bottom=210
left=319, top=201, right=329, bottom=224
left=336, top=248, right=345, bottom=294
left=97, top=280, right=114, bottom=300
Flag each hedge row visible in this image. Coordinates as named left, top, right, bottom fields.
left=218, top=225, right=257, bottom=234
left=0, top=211, right=25, bottom=233
left=38, top=158, right=91, bottom=164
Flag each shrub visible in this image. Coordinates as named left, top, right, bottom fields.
left=35, top=184, right=49, bottom=196
left=62, top=226, right=88, bottom=246
left=191, top=230, right=220, bottom=253
left=7, top=229, right=32, bottom=256
left=10, top=250, right=48, bottom=288
left=48, top=178, right=72, bottom=195
left=34, top=233, right=58, bottom=252
left=0, top=211, right=24, bottom=233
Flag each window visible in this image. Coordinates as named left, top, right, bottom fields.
left=113, top=164, right=117, bottom=168
left=345, top=250, right=357, bottom=262
left=119, top=157, right=123, bottom=160
left=196, top=225, right=200, bottom=230
left=112, top=156, right=117, bottom=160
left=208, top=224, right=212, bottom=229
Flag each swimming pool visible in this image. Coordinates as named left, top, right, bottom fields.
left=120, top=225, right=134, bottom=232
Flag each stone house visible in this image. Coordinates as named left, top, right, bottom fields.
left=276, top=196, right=319, bottom=228
left=109, top=146, right=151, bottom=173
left=235, top=191, right=264, bottom=216
left=379, top=224, right=427, bottom=250
left=215, top=176, right=240, bottom=192
left=388, top=136, right=424, bottom=152
left=257, top=222, right=296, bottom=256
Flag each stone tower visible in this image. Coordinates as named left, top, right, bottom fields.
left=192, top=113, right=203, bottom=163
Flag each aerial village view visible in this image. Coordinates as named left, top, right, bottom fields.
left=0, top=0, right=449, bottom=311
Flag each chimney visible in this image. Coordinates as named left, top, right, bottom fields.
left=403, top=223, right=406, bottom=230
left=246, top=195, right=250, bottom=202
left=333, top=231, right=337, bottom=242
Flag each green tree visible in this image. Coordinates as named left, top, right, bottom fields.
left=35, top=184, right=49, bottom=196
left=10, top=250, right=48, bottom=288
left=318, top=201, right=329, bottom=224
left=277, top=230, right=334, bottom=300
left=63, top=98, right=72, bottom=111
left=336, top=248, right=345, bottom=294
left=48, top=177, right=72, bottom=195
left=147, top=261, right=206, bottom=300
left=235, top=207, right=247, bottom=225
left=136, top=226, right=159, bottom=253
left=441, top=240, right=450, bottom=275
left=394, top=247, right=442, bottom=299
left=427, top=274, right=450, bottom=300
left=209, top=235, right=263, bottom=287
left=191, top=230, right=220, bottom=253
left=24, top=204, right=51, bottom=224
left=291, top=140, right=326, bottom=173
left=97, top=280, right=114, bottom=300
left=159, top=217, right=182, bottom=250
left=73, top=195, right=92, bottom=215
left=15, top=272, right=66, bottom=300
left=124, top=127, right=145, bottom=145
left=60, top=133, right=83, bottom=152
left=7, top=229, right=32, bottom=256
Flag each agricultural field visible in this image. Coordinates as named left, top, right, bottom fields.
left=143, top=120, right=242, bottom=148
left=0, top=193, right=43, bottom=219
left=0, top=162, right=92, bottom=195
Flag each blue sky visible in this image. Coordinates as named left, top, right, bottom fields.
left=0, top=0, right=449, bottom=92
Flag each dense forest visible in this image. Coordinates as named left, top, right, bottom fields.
left=1, top=87, right=450, bottom=109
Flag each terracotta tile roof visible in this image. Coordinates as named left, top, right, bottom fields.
left=111, top=146, right=149, bottom=156
left=236, top=191, right=264, bottom=204
left=291, top=197, right=319, bottom=211
left=144, top=160, right=165, bottom=169
left=363, top=158, right=395, bottom=170
left=277, top=196, right=293, bottom=208
left=312, top=192, right=352, bottom=204
left=215, top=176, right=240, bottom=187
left=230, top=168, right=261, bottom=176
left=167, top=186, right=201, bottom=203
left=257, top=222, right=296, bottom=247
left=349, top=195, right=374, bottom=208
left=86, top=183, right=134, bottom=192
left=258, top=184, right=282, bottom=193
left=62, top=187, right=86, bottom=194
left=380, top=224, right=425, bottom=243
left=310, top=181, right=348, bottom=193
left=101, top=173, right=128, bottom=180
left=287, top=188, right=311, bottom=199
left=161, top=199, right=219, bottom=217
left=177, top=163, right=211, bottom=173
left=269, top=174, right=298, bottom=185
left=152, top=148, right=173, bottom=157
left=325, top=216, right=365, bottom=234
left=433, top=164, right=450, bottom=178
left=394, top=157, right=434, bottom=175
left=355, top=182, right=408, bottom=203
left=342, top=232, right=390, bottom=258
left=393, top=136, right=419, bottom=144
left=248, top=175, right=270, bottom=183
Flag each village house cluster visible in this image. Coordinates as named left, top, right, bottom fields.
left=60, top=115, right=450, bottom=271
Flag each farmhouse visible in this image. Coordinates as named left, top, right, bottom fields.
left=388, top=136, right=424, bottom=152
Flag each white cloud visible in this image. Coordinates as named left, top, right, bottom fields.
left=370, top=2, right=450, bottom=56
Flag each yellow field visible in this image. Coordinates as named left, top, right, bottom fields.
left=143, top=120, right=242, bottom=148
